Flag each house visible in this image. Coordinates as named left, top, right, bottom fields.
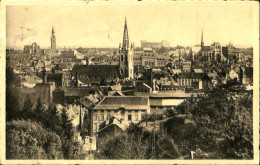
left=135, top=82, right=152, bottom=93
left=89, top=96, right=150, bottom=136
left=175, top=73, right=211, bottom=89
left=21, top=75, right=42, bottom=88
left=71, top=65, right=121, bottom=85
left=97, top=116, right=125, bottom=148
left=47, top=72, right=65, bottom=87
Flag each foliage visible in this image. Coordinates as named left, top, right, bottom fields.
left=6, top=119, right=63, bottom=159
left=98, top=133, right=150, bottom=159
left=163, top=81, right=253, bottom=159
left=98, top=123, right=181, bottom=159
left=6, top=75, right=86, bottom=159
left=6, top=67, right=23, bottom=121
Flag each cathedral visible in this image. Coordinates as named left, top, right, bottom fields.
left=198, top=30, right=225, bottom=63
left=71, top=18, right=134, bottom=85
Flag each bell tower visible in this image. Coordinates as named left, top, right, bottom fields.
left=51, top=26, right=56, bottom=50
left=119, top=17, right=134, bottom=79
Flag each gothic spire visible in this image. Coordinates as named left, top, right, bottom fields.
left=122, top=17, right=129, bottom=49
left=201, top=30, right=204, bottom=47
left=52, top=26, right=55, bottom=37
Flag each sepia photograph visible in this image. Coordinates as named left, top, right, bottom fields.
left=1, top=0, right=259, bottom=164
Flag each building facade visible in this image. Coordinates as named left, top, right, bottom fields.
left=23, top=43, right=40, bottom=55
left=89, top=96, right=150, bottom=136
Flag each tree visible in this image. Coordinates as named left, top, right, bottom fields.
left=44, top=104, right=62, bottom=135
left=34, top=97, right=45, bottom=122
left=163, top=81, right=253, bottom=159
left=6, top=67, right=23, bottom=121
left=6, top=119, right=63, bottom=159
left=61, top=108, right=73, bottom=140
left=98, top=123, right=181, bottom=159
left=21, top=94, right=34, bottom=120
left=98, top=133, right=150, bottom=159
left=60, top=108, right=86, bottom=159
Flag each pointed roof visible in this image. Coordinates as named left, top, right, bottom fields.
left=51, top=26, right=55, bottom=38
left=201, top=30, right=203, bottom=44
left=52, top=26, right=55, bottom=34
left=122, top=17, right=129, bottom=49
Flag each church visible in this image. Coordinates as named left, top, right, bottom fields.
left=197, top=30, right=226, bottom=63
left=71, top=18, right=134, bottom=86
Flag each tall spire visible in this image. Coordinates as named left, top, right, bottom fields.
left=201, top=30, right=204, bottom=48
left=52, top=26, right=55, bottom=35
left=122, top=17, right=129, bottom=49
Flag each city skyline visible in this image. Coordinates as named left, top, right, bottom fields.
left=7, top=2, right=257, bottom=49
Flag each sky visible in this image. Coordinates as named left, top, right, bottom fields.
left=6, top=2, right=258, bottom=49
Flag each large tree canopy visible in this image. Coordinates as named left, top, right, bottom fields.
left=6, top=119, right=63, bottom=159
left=164, top=81, right=253, bottom=159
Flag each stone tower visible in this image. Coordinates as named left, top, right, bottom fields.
left=119, top=17, right=134, bottom=79
left=51, top=26, right=56, bottom=50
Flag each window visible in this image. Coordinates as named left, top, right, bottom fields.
left=135, top=113, right=138, bottom=121
left=100, top=114, right=104, bottom=121
left=93, top=123, right=97, bottom=131
left=107, top=111, right=111, bottom=120
left=128, top=114, right=132, bottom=121
left=94, top=114, right=97, bottom=121
left=121, top=114, right=125, bottom=120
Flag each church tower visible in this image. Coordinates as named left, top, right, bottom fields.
left=119, top=17, right=134, bottom=79
left=51, top=26, right=56, bottom=50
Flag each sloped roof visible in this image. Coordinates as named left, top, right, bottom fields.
left=23, top=76, right=40, bottom=84
left=108, top=90, right=125, bottom=96
left=109, top=84, right=122, bottom=91
left=172, top=69, right=182, bottom=74
left=202, top=46, right=211, bottom=51
left=78, top=94, right=100, bottom=108
left=143, top=47, right=153, bottom=52
left=177, top=73, right=210, bottom=80
left=93, top=96, right=149, bottom=110
left=71, top=65, right=120, bottom=76
left=98, top=116, right=125, bottom=133
left=193, top=69, right=204, bottom=73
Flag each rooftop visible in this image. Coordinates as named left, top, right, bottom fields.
left=93, top=96, right=149, bottom=110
